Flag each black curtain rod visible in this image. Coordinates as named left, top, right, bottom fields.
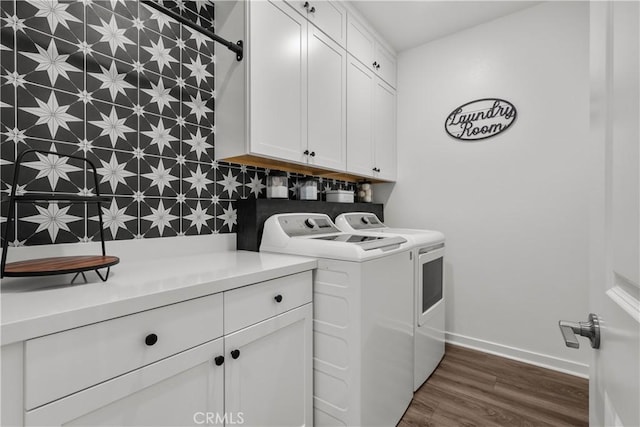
left=141, top=0, right=243, bottom=61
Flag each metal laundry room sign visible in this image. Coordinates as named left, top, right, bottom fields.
left=444, top=98, right=517, bottom=141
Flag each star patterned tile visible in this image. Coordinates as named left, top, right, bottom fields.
left=243, top=170, right=267, bottom=199
left=182, top=25, right=214, bottom=57
left=182, top=123, right=213, bottom=163
left=140, top=156, right=180, bottom=198
left=140, top=114, right=181, bottom=158
left=92, top=0, right=138, bottom=22
left=17, top=201, right=86, bottom=245
left=216, top=165, right=241, bottom=200
left=86, top=3, right=138, bottom=65
left=87, top=148, right=138, bottom=196
left=88, top=196, right=138, bottom=241
left=139, top=71, right=181, bottom=119
left=16, top=0, right=84, bottom=45
left=16, top=28, right=85, bottom=94
left=17, top=85, right=85, bottom=144
left=86, top=53, right=138, bottom=107
left=182, top=198, right=214, bottom=236
left=140, top=2, right=182, bottom=41
left=86, top=100, right=137, bottom=151
left=181, top=84, right=213, bottom=128
left=139, top=29, right=181, bottom=80
left=182, top=161, right=214, bottom=199
left=139, top=197, right=180, bottom=238
left=215, top=200, right=237, bottom=233
left=182, top=47, right=214, bottom=92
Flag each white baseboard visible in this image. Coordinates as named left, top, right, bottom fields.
left=445, top=332, right=589, bottom=379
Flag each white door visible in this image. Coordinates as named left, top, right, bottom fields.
left=588, top=2, right=639, bottom=425
left=25, top=339, right=225, bottom=426
left=346, top=54, right=375, bottom=177
left=224, top=304, right=313, bottom=427
left=250, top=0, right=308, bottom=164
left=307, top=25, right=346, bottom=171
left=373, top=78, right=397, bottom=181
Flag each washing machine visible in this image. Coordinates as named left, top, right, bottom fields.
left=335, top=212, right=445, bottom=391
left=260, top=213, right=414, bottom=427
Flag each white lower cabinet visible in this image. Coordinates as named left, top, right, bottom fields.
left=16, top=271, right=313, bottom=427
left=25, top=338, right=225, bottom=426
left=225, top=304, right=313, bottom=427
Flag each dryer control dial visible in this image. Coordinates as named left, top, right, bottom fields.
left=305, top=218, right=317, bottom=229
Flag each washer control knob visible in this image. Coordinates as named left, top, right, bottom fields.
left=304, top=218, right=317, bottom=228
left=361, top=216, right=371, bottom=225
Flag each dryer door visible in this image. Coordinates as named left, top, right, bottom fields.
left=417, top=245, right=445, bottom=327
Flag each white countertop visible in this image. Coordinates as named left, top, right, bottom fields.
left=1, top=237, right=317, bottom=346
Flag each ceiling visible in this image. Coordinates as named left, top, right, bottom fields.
left=349, top=1, right=542, bottom=52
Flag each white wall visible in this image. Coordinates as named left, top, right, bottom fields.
left=380, top=1, right=591, bottom=375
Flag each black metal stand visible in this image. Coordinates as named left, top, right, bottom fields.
left=1, top=149, right=119, bottom=282
left=141, top=0, right=244, bottom=61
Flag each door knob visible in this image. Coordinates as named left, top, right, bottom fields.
left=558, top=313, right=600, bottom=349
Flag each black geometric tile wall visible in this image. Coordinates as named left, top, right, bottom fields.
left=0, top=0, right=356, bottom=247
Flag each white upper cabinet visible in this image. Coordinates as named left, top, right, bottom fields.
left=346, top=14, right=376, bottom=69
left=215, top=0, right=396, bottom=181
left=286, top=0, right=347, bottom=47
left=216, top=0, right=346, bottom=172
left=373, top=78, right=397, bottom=181
left=307, top=25, right=347, bottom=171
left=248, top=0, right=308, bottom=164
left=346, top=54, right=397, bottom=181
left=346, top=13, right=397, bottom=88
left=374, top=43, right=397, bottom=90
left=346, top=55, right=375, bottom=177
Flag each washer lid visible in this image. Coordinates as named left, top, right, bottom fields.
left=312, top=234, right=407, bottom=251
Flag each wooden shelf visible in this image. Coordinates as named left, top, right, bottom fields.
left=4, top=194, right=111, bottom=203
left=3, top=256, right=120, bottom=277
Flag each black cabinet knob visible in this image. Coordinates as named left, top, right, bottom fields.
left=214, top=355, right=224, bottom=366
left=309, top=6, right=316, bottom=13
left=274, top=294, right=283, bottom=303
left=303, top=149, right=310, bottom=155
left=231, top=349, right=240, bottom=359
left=145, top=333, right=158, bottom=346
left=309, top=151, right=316, bottom=157
left=373, top=61, right=378, bottom=68
left=303, top=1, right=309, bottom=8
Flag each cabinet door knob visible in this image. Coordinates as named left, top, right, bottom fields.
left=231, top=349, right=241, bottom=359
left=373, top=61, right=378, bottom=68
left=303, top=149, right=310, bottom=155
left=274, top=294, right=283, bottom=303
left=145, top=333, right=158, bottom=346
left=214, top=355, right=225, bottom=366
left=376, top=63, right=381, bottom=70
left=309, top=151, right=316, bottom=157
left=309, top=6, right=316, bottom=13
left=303, top=1, right=309, bottom=8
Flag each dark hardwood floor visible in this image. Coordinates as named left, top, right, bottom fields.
left=399, top=344, right=589, bottom=426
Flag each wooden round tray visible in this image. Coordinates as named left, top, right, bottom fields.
left=3, top=256, right=120, bottom=277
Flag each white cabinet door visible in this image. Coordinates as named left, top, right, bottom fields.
left=347, top=15, right=375, bottom=70
left=374, top=78, right=397, bottom=181
left=375, top=42, right=397, bottom=88
left=249, top=0, right=308, bottom=164
left=306, top=0, right=347, bottom=47
left=25, top=339, right=224, bottom=427
left=308, top=25, right=346, bottom=171
left=346, top=54, right=375, bottom=177
left=225, top=304, right=312, bottom=427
